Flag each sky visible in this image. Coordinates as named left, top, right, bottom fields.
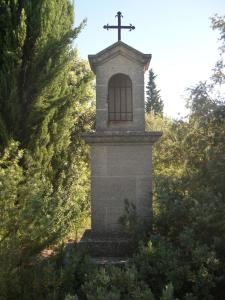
left=73, top=0, right=225, bottom=118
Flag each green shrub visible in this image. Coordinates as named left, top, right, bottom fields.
left=82, top=266, right=155, bottom=300
left=133, top=233, right=218, bottom=299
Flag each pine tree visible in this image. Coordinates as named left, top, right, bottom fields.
left=146, top=69, right=164, bottom=116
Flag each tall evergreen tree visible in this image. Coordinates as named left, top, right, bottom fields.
left=0, top=0, right=94, bottom=181
left=0, top=1, right=94, bottom=295
left=145, top=69, right=164, bottom=116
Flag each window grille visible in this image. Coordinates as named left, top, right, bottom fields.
left=108, top=73, right=133, bottom=121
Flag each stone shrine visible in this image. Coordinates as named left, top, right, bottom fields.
left=81, top=13, right=162, bottom=256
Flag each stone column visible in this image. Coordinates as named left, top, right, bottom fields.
left=80, top=41, right=162, bottom=257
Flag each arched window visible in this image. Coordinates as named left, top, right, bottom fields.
left=108, top=73, right=133, bottom=121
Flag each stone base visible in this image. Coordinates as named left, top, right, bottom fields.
left=81, top=131, right=162, bottom=233
left=78, top=229, right=132, bottom=257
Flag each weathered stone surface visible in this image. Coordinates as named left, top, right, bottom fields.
left=88, top=41, right=151, bottom=73
left=78, top=230, right=132, bottom=257
left=89, top=41, right=151, bottom=132
left=81, top=132, right=162, bottom=233
left=91, top=176, right=136, bottom=232
left=82, top=131, right=162, bottom=144
left=80, top=41, right=162, bottom=257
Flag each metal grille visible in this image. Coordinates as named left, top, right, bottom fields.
left=108, top=73, right=133, bottom=121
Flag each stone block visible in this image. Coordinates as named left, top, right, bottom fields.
left=133, top=108, right=145, bottom=130
left=78, top=229, right=133, bottom=257
left=87, top=139, right=156, bottom=233
left=91, top=145, right=108, bottom=176
left=135, top=176, right=152, bottom=216
left=106, top=144, right=152, bottom=176
left=133, top=86, right=145, bottom=109
left=91, top=176, right=137, bottom=232
left=96, top=109, right=107, bottom=131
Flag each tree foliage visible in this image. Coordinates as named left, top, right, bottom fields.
left=79, top=15, right=225, bottom=300
left=0, top=1, right=94, bottom=298
left=1, top=3, right=225, bottom=299
left=146, top=69, right=164, bottom=116
left=142, top=16, right=225, bottom=298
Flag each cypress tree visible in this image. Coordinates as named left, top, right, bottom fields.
left=0, top=2, right=94, bottom=294
left=0, top=0, right=27, bottom=146
left=0, top=0, right=94, bottom=178
left=146, top=69, right=164, bottom=116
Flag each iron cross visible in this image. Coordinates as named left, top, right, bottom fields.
left=103, top=11, right=135, bottom=41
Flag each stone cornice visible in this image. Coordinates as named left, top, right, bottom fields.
left=81, top=131, right=162, bottom=144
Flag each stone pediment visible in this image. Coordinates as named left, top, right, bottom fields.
left=88, top=41, right=151, bottom=73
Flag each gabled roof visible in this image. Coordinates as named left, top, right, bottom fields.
left=88, top=41, right=151, bottom=73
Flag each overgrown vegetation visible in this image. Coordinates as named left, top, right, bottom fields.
left=1, top=1, right=225, bottom=299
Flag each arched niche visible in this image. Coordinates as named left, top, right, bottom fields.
left=108, top=73, right=133, bottom=121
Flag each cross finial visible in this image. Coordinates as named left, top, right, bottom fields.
left=103, top=11, right=135, bottom=41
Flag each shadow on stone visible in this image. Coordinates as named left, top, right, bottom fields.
left=77, top=229, right=133, bottom=258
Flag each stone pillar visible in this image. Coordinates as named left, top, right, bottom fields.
left=80, top=41, right=162, bottom=256
left=82, top=132, right=162, bottom=233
